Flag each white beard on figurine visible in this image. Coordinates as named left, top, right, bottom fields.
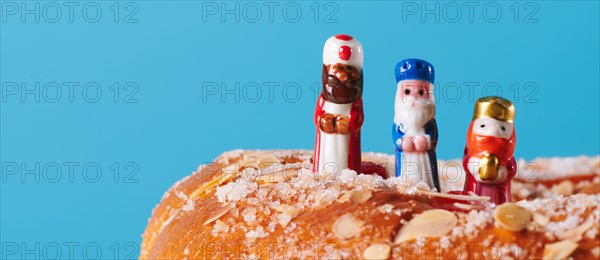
left=393, top=81, right=436, bottom=186
left=394, top=93, right=435, bottom=134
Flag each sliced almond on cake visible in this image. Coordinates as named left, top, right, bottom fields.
left=453, top=202, right=475, bottom=211
left=363, top=243, right=391, bottom=259
left=191, top=158, right=260, bottom=198
left=243, top=152, right=280, bottom=169
left=256, top=154, right=280, bottom=169
left=394, top=209, right=457, bottom=244
left=493, top=203, right=531, bottom=232
left=333, top=214, right=363, bottom=239
left=559, top=217, right=594, bottom=241
left=554, top=180, right=574, bottom=196
left=275, top=204, right=299, bottom=218
left=591, top=246, right=600, bottom=258
left=542, top=240, right=578, bottom=260
left=419, top=190, right=490, bottom=201
left=339, top=191, right=352, bottom=202
left=532, top=212, right=550, bottom=226
left=350, top=190, right=373, bottom=204
left=257, top=168, right=299, bottom=183
left=203, top=203, right=235, bottom=225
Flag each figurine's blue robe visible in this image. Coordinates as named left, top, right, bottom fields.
left=392, top=119, right=440, bottom=191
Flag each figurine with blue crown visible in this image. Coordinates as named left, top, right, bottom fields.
left=392, top=59, right=440, bottom=191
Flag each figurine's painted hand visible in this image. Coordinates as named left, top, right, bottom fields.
left=319, top=113, right=336, bottom=133
left=319, top=113, right=350, bottom=134
left=401, top=136, right=415, bottom=152
left=335, top=115, right=350, bottom=134
left=413, top=135, right=431, bottom=152
left=401, top=135, right=430, bottom=152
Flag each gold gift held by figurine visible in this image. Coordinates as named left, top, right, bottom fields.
left=479, top=153, right=499, bottom=181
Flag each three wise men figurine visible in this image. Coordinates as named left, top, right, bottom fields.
left=463, top=96, right=517, bottom=204
left=310, top=35, right=517, bottom=205
left=313, top=34, right=364, bottom=174
left=392, top=59, right=440, bottom=191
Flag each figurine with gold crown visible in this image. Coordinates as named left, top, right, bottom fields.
left=463, top=96, right=517, bottom=205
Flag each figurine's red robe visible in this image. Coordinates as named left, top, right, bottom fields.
left=313, top=95, right=363, bottom=173
left=463, top=122, right=517, bottom=204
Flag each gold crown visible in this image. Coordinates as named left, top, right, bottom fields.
left=473, top=96, right=515, bottom=122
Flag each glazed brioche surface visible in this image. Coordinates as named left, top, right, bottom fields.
left=141, top=150, right=600, bottom=259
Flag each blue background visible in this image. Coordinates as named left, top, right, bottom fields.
left=1, top=1, right=598, bottom=259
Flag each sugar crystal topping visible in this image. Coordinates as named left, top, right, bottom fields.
left=147, top=150, right=598, bottom=259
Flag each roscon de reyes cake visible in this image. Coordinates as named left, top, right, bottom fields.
left=141, top=34, right=600, bottom=259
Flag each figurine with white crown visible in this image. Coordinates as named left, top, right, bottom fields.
left=313, top=34, right=364, bottom=174
left=463, top=96, right=517, bottom=204
left=392, top=59, right=439, bottom=190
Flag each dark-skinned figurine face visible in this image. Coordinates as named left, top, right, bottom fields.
left=322, top=63, right=363, bottom=104
left=321, top=34, right=364, bottom=104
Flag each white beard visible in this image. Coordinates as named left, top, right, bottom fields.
left=394, top=96, right=435, bottom=136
